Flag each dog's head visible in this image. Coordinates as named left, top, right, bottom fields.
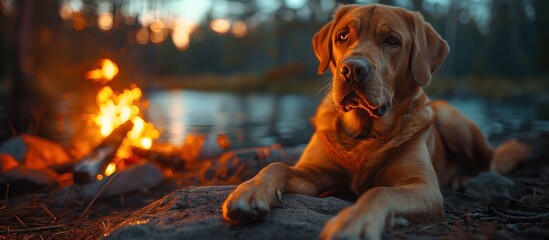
left=313, top=4, right=448, bottom=118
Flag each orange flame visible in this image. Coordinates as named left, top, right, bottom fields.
left=87, top=58, right=119, bottom=84
left=89, top=59, right=159, bottom=178
left=94, top=85, right=159, bottom=159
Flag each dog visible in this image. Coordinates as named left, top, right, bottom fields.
left=222, top=4, right=531, bottom=240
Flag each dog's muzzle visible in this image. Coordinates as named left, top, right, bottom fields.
left=340, top=94, right=389, bottom=117
left=340, top=57, right=371, bottom=83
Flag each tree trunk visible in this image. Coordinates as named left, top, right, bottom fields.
left=8, top=0, right=36, bottom=135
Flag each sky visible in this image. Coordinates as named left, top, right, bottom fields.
left=132, top=0, right=489, bottom=26
left=53, top=0, right=503, bottom=33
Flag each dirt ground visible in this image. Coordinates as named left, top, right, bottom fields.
left=1, top=133, right=548, bottom=240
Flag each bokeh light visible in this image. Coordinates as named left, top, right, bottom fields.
left=150, top=20, right=165, bottom=33
left=210, top=18, right=231, bottom=34
left=97, top=12, right=113, bottom=31
left=150, top=31, right=166, bottom=44
left=72, top=15, right=86, bottom=31
left=231, top=20, right=248, bottom=38
left=172, top=20, right=195, bottom=51
left=136, top=27, right=149, bottom=44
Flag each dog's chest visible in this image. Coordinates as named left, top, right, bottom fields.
left=319, top=130, right=391, bottom=172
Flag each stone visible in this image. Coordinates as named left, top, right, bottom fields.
left=80, top=161, right=165, bottom=200
left=0, top=136, right=27, bottom=162
left=0, top=134, right=71, bottom=169
left=463, top=172, right=516, bottom=200
left=0, top=166, right=59, bottom=196
left=104, top=185, right=351, bottom=240
left=205, top=145, right=304, bottom=182
left=0, top=153, right=19, bottom=173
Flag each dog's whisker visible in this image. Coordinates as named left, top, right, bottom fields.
left=316, top=78, right=333, bottom=98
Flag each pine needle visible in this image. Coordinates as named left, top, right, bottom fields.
left=71, top=171, right=122, bottom=230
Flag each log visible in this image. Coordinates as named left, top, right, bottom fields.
left=72, top=120, right=134, bottom=184
left=131, top=147, right=185, bottom=170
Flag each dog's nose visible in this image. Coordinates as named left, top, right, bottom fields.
left=340, top=58, right=371, bottom=81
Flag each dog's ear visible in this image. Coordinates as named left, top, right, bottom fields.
left=312, top=20, right=333, bottom=74
left=410, top=13, right=449, bottom=86
left=312, top=5, right=353, bottom=74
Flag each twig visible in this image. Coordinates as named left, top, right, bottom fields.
left=444, top=202, right=465, bottom=215
left=0, top=205, right=57, bottom=220
left=490, top=207, right=549, bottom=223
left=504, top=196, right=549, bottom=210
left=2, top=184, right=9, bottom=208
left=499, top=208, right=546, bottom=217
left=71, top=171, right=122, bottom=230
left=41, top=206, right=57, bottom=220
left=0, top=225, right=63, bottom=234
left=13, top=214, right=44, bottom=240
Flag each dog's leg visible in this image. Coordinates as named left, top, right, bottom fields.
left=320, top=142, right=443, bottom=240
left=491, top=138, right=532, bottom=174
left=222, top=135, right=346, bottom=223
left=432, top=101, right=531, bottom=176
left=222, top=162, right=306, bottom=223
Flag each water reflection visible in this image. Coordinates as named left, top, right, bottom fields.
left=146, top=90, right=320, bottom=147
left=40, top=90, right=547, bottom=148
left=146, top=91, right=546, bottom=147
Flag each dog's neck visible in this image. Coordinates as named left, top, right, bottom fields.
left=340, top=89, right=429, bottom=140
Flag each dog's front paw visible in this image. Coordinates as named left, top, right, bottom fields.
left=222, top=181, right=281, bottom=223
left=320, top=205, right=386, bottom=240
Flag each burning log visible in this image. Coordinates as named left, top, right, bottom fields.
left=131, top=147, right=185, bottom=170
left=73, top=120, right=134, bottom=184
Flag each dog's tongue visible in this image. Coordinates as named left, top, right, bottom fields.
left=373, top=104, right=388, bottom=117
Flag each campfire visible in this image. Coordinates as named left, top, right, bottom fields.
left=74, top=59, right=160, bottom=182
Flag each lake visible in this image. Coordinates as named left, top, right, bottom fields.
left=20, top=89, right=549, bottom=149
left=144, top=89, right=547, bottom=147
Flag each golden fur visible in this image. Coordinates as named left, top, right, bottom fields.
left=222, top=4, right=531, bottom=240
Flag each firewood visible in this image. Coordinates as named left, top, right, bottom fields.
left=72, top=120, right=134, bottom=184
left=131, top=147, right=185, bottom=170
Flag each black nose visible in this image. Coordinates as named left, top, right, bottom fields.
left=340, top=58, right=371, bottom=81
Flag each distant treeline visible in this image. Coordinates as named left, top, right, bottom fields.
left=0, top=0, right=548, bottom=91
left=153, top=0, right=549, bottom=79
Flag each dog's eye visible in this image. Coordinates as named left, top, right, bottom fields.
left=386, top=36, right=400, bottom=46
left=337, top=32, right=349, bottom=42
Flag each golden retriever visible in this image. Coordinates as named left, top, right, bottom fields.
left=222, top=4, right=531, bottom=240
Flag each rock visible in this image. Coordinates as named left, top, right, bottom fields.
left=0, top=166, right=59, bottom=196
left=81, top=161, right=165, bottom=200
left=0, top=136, right=27, bottom=162
left=205, top=145, right=304, bottom=182
left=0, top=153, right=19, bottom=173
left=0, top=134, right=71, bottom=169
left=104, top=185, right=351, bottom=240
left=463, top=172, right=516, bottom=200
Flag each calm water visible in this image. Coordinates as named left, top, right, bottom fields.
left=31, top=89, right=549, bottom=148
left=146, top=90, right=547, bottom=147
left=146, top=90, right=319, bottom=147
